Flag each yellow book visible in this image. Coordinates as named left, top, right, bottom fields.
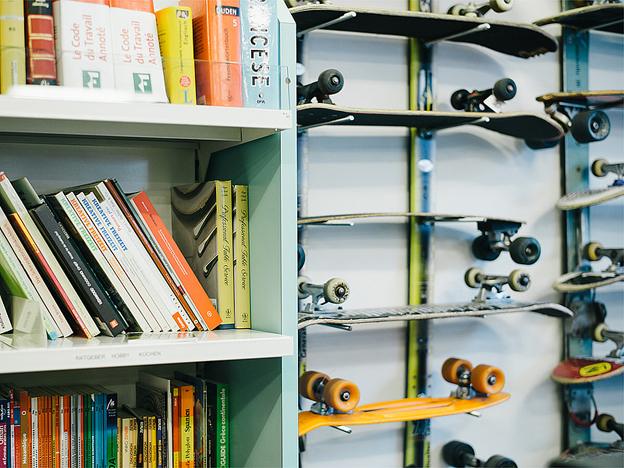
left=155, top=6, right=196, bottom=104
left=216, top=180, right=234, bottom=328
left=233, top=185, right=251, bottom=328
left=148, top=416, right=157, bottom=468
left=0, top=0, right=26, bottom=93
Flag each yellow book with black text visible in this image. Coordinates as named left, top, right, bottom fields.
left=233, top=185, right=250, bottom=328
left=0, top=0, right=26, bottom=93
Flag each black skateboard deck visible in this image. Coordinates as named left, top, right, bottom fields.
left=298, top=211, right=522, bottom=226
left=537, top=90, right=624, bottom=108
left=297, top=103, right=564, bottom=141
left=535, top=4, right=624, bottom=34
left=298, top=300, right=573, bottom=330
left=290, top=5, right=558, bottom=58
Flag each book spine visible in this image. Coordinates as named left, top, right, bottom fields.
left=179, top=386, right=193, bottom=468
left=233, top=185, right=250, bottom=329
left=120, top=418, right=130, bottom=468
left=94, top=393, right=103, bottom=468
left=148, top=417, right=156, bottom=468
left=29, top=398, right=37, bottom=468
left=85, top=393, right=94, bottom=468
left=0, top=398, right=7, bottom=468
left=155, top=6, right=196, bottom=105
left=130, top=191, right=221, bottom=330
left=215, top=384, right=228, bottom=468
left=171, top=387, right=179, bottom=468
left=76, top=395, right=83, bottom=468
left=240, top=0, right=278, bottom=109
left=156, top=416, right=163, bottom=468
left=24, top=0, right=57, bottom=84
left=61, top=395, right=70, bottom=468
left=0, top=205, right=65, bottom=339
left=30, top=204, right=128, bottom=337
left=53, top=395, right=60, bottom=468
left=0, top=0, right=26, bottom=94
left=215, top=181, right=234, bottom=328
left=10, top=390, right=19, bottom=468
left=104, top=393, right=117, bottom=468
left=128, top=418, right=137, bottom=468
left=18, top=391, right=29, bottom=468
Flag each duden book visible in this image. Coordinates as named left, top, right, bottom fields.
left=171, top=181, right=234, bottom=328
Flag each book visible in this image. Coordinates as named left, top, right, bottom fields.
left=173, top=382, right=194, bottom=468
left=0, top=396, right=8, bottom=468
left=52, top=0, right=115, bottom=89
left=232, top=185, right=250, bottom=329
left=91, top=386, right=117, bottom=468
left=171, top=181, right=234, bottom=328
left=155, top=6, right=196, bottom=105
left=240, top=0, right=278, bottom=109
left=0, top=229, right=26, bottom=333
left=123, top=407, right=155, bottom=468
left=30, top=203, right=129, bottom=337
left=109, top=0, right=167, bottom=102
left=171, top=386, right=179, bottom=468
left=118, top=409, right=133, bottom=468
left=24, top=0, right=57, bottom=85
left=205, top=380, right=228, bottom=468
left=130, top=191, right=221, bottom=330
left=0, top=0, right=26, bottom=94
left=18, top=389, right=29, bottom=468
left=180, top=0, right=242, bottom=106
left=135, top=380, right=168, bottom=468
left=173, top=373, right=207, bottom=467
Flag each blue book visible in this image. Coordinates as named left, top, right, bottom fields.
left=240, top=0, right=280, bottom=109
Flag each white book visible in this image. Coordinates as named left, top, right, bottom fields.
left=0, top=174, right=100, bottom=338
left=54, top=192, right=153, bottom=333
left=66, top=192, right=158, bottom=332
left=75, top=192, right=168, bottom=331
left=0, top=205, right=65, bottom=338
left=31, top=397, right=38, bottom=468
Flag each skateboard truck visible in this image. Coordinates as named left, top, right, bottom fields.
left=298, top=275, right=350, bottom=311
left=464, top=267, right=530, bottom=302
left=442, top=440, right=518, bottom=468
left=451, top=78, right=517, bottom=113
left=299, top=370, right=361, bottom=416
left=543, top=103, right=611, bottom=144
left=448, top=0, right=513, bottom=17
left=442, top=358, right=506, bottom=400
left=596, top=413, right=624, bottom=441
left=592, top=323, right=624, bottom=358
left=297, top=69, right=344, bottom=105
left=592, top=158, right=624, bottom=187
left=583, top=242, right=624, bottom=274
left=472, top=220, right=541, bottom=265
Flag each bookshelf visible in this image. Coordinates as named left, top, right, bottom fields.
left=0, top=4, right=297, bottom=468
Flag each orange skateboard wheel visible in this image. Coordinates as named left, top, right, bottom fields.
left=322, top=378, right=360, bottom=412
left=299, top=371, right=329, bottom=401
left=471, top=364, right=505, bottom=394
left=442, top=358, right=473, bottom=384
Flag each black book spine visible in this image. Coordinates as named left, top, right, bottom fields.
left=44, top=195, right=143, bottom=333
left=30, top=203, right=128, bottom=336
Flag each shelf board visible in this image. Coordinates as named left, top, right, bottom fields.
left=0, top=96, right=292, bottom=143
left=0, top=329, right=293, bottom=374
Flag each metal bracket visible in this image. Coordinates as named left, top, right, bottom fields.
left=296, top=11, right=357, bottom=37
left=321, top=323, right=352, bottom=331
left=298, top=115, right=355, bottom=132
left=330, top=425, right=353, bottom=434
left=577, top=17, right=624, bottom=34
left=434, top=115, right=490, bottom=132
left=424, top=23, right=490, bottom=47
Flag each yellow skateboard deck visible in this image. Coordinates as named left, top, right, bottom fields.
left=299, top=392, right=510, bottom=436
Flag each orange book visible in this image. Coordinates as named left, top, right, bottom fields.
left=130, top=192, right=222, bottom=330
left=180, top=0, right=242, bottom=106
left=176, top=384, right=194, bottom=468
left=52, top=394, right=60, bottom=468
left=172, top=386, right=180, bottom=468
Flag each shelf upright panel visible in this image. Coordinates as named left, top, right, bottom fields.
left=560, top=4, right=593, bottom=449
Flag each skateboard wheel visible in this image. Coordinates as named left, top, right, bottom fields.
left=472, top=235, right=500, bottom=262
left=299, top=371, right=329, bottom=401
left=298, top=244, right=305, bottom=271
left=592, top=323, right=608, bottom=342
left=323, top=378, right=360, bottom=412
left=442, top=440, right=475, bottom=467
left=508, top=269, right=530, bottom=292
left=447, top=4, right=467, bottom=16
left=591, top=158, right=608, bottom=177
left=484, top=455, right=518, bottom=468
left=464, top=267, right=483, bottom=289
left=324, top=277, right=349, bottom=304
left=583, top=241, right=603, bottom=262
left=571, top=110, right=610, bottom=143
left=492, top=78, right=516, bottom=102
left=525, top=139, right=559, bottom=150
left=317, top=69, right=344, bottom=96
left=451, top=89, right=470, bottom=110
left=509, top=237, right=541, bottom=265
left=442, top=358, right=473, bottom=385
left=596, top=413, right=615, bottom=433
left=298, top=276, right=311, bottom=299
left=471, top=364, right=505, bottom=394
left=489, top=0, right=513, bottom=13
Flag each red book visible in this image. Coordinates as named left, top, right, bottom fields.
left=18, top=391, right=29, bottom=468
left=24, top=0, right=57, bottom=84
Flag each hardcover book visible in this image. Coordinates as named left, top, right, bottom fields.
left=0, top=0, right=26, bottom=93
left=232, top=185, right=250, bottom=329
left=171, top=181, right=234, bottom=328
left=24, top=0, right=57, bottom=85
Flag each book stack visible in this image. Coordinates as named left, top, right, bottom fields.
left=0, top=0, right=280, bottom=108
left=0, top=371, right=229, bottom=467
left=0, top=173, right=253, bottom=341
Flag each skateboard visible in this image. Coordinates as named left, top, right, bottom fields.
left=557, top=159, right=624, bottom=210
left=298, top=275, right=349, bottom=308
left=535, top=91, right=624, bottom=144
left=553, top=242, right=624, bottom=292
left=290, top=4, right=557, bottom=58
left=298, top=212, right=542, bottom=265
left=451, top=77, right=517, bottom=113
left=298, top=268, right=572, bottom=330
left=442, top=440, right=517, bottom=468
left=298, top=357, right=510, bottom=436
left=535, top=3, right=624, bottom=35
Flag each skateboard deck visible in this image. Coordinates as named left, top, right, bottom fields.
left=297, top=103, right=564, bottom=141
left=552, top=444, right=624, bottom=467
left=535, top=4, right=624, bottom=34
left=290, top=5, right=557, bottom=58
left=553, top=270, right=624, bottom=292
left=537, top=90, right=624, bottom=108
left=298, top=300, right=573, bottom=330
left=552, top=357, right=624, bottom=384
left=298, top=392, right=510, bottom=436
left=557, top=185, right=624, bottom=210
left=298, top=211, right=522, bottom=226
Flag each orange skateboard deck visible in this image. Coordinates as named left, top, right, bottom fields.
left=552, top=357, right=624, bottom=385
left=299, top=393, right=510, bottom=436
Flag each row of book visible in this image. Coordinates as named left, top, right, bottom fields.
left=0, top=174, right=250, bottom=339
left=0, top=0, right=279, bottom=108
left=0, top=370, right=229, bottom=467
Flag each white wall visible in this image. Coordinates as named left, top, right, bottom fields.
left=298, top=1, right=621, bottom=467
